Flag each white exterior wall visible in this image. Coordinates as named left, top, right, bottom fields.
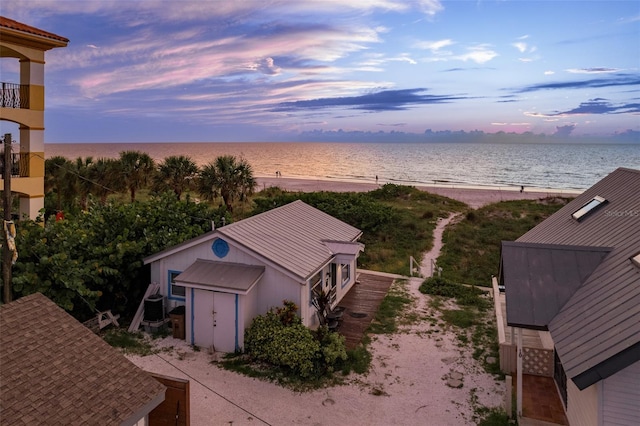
left=601, top=360, right=640, bottom=425
left=148, top=235, right=305, bottom=345
left=567, top=378, right=598, bottom=426
left=335, top=257, right=356, bottom=303
left=256, top=266, right=304, bottom=322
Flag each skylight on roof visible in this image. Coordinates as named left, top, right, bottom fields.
left=632, top=253, right=640, bottom=269
left=572, top=195, right=607, bottom=221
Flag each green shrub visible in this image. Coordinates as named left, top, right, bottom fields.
left=244, top=300, right=347, bottom=379
left=419, top=276, right=490, bottom=311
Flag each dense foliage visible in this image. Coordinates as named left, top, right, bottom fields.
left=436, top=197, right=571, bottom=285
left=244, top=301, right=347, bottom=378
left=43, top=152, right=254, bottom=218
left=10, top=193, right=227, bottom=319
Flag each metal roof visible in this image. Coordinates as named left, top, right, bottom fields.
left=501, top=242, right=611, bottom=329
left=216, top=200, right=362, bottom=280
left=0, top=293, right=165, bottom=425
left=175, top=259, right=264, bottom=294
left=144, top=200, right=363, bottom=281
left=501, top=167, right=640, bottom=389
left=322, top=240, right=365, bottom=256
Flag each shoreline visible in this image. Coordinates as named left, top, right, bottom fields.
left=255, top=175, right=581, bottom=209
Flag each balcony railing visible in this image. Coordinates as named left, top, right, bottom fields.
left=1, top=82, right=29, bottom=109
left=0, top=152, right=27, bottom=177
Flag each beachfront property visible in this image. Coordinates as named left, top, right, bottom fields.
left=137, top=200, right=364, bottom=353
left=495, top=167, right=640, bottom=425
left=0, top=293, right=166, bottom=425
left=0, top=17, right=68, bottom=220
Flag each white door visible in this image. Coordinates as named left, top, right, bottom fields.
left=193, top=290, right=238, bottom=353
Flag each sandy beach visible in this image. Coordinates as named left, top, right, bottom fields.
left=256, top=176, right=580, bottom=209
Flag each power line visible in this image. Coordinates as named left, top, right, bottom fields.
left=39, top=153, right=222, bottom=224
left=154, top=352, right=273, bottom=425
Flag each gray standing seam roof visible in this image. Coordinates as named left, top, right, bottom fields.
left=501, top=242, right=612, bottom=330
left=501, top=167, right=640, bottom=389
left=175, top=259, right=265, bottom=293
left=0, top=293, right=166, bottom=425
left=217, top=200, right=362, bottom=280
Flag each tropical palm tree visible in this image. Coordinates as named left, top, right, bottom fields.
left=197, top=155, right=256, bottom=212
left=119, top=150, right=155, bottom=202
left=87, top=158, right=123, bottom=204
left=44, top=156, right=74, bottom=211
left=152, top=155, right=199, bottom=200
left=73, top=156, right=95, bottom=210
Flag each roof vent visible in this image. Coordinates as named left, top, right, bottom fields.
left=632, top=252, right=640, bottom=269
left=572, top=195, right=607, bottom=221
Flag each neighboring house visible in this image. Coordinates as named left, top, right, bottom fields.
left=499, top=167, right=640, bottom=425
left=0, top=293, right=166, bottom=425
left=0, top=17, right=68, bottom=220
left=142, top=200, right=364, bottom=353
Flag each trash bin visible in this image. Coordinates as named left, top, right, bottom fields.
left=169, top=306, right=186, bottom=340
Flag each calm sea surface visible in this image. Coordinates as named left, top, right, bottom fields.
left=45, top=142, right=640, bottom=191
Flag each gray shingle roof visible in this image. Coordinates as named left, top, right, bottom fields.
left=0, top=293, right=165, bottom=425
left=502, top=167, right=640, bottom=389
left=175, top=259, right=265, bottom=293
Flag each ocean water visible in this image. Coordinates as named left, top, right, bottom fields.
left=45, top=142, right=640, bottom=191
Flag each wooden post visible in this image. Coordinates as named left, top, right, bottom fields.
left=506, top=374, right=513, bottom=418
left=516, top=327, right=523, bottom=418
left=2, top=133, right=13, bottom=304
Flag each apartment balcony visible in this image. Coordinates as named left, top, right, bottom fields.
left=1, top=82, right=29, bottom=109
left=0, top=152, right=28, bottom=177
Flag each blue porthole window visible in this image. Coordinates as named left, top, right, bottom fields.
left=212, top=238, right=230, bottom=258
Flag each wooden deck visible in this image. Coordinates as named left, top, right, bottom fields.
left=335, top=272, right=396, bottom=349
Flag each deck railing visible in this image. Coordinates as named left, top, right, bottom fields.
left=0, top=152, right=26, bottom=177
left=0, top=82, right=29, bottom=109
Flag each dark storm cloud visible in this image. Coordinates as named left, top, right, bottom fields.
left=272, top=88, right=468, bottom=112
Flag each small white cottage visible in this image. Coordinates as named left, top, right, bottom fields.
left=142, top=200, right=364, bottom=353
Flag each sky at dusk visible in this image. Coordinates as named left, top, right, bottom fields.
left=1, top=0, right=639, bottom=143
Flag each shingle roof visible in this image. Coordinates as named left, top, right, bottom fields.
left=145, top=200, right=363, bottom=281
left=175, top=259, right=265, bottom=293
left=0, top=293, right=165, bottom=425
left=502, top=167, right=640, bottom=389
left=0, top=16, right=69, bottom=45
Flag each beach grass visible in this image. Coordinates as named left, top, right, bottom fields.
left=436, top=197, right=572, bottom=286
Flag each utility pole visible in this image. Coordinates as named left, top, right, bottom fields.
left=3, top=133, right=13, bottom=303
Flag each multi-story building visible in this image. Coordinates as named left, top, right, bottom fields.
left=0, top=16, right=68, bottom=220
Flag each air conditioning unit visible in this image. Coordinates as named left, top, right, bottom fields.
left=144, top=294, right=165, bottom=322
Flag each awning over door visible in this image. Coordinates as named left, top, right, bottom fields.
left=175, top=259, right=264, bottom=294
